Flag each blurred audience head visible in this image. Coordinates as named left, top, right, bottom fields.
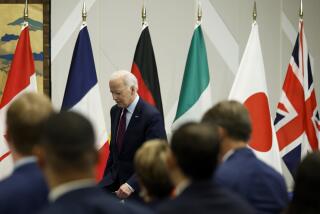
left=134, top=139, right=173, bottom=202
left=169, top=122, right=220, bottom=182
left=202, top=100, right=251, bottom=159
left=6, top=92, right=53, bottom=159
left=36, top=111, right=98, bottom=187
left=202, top=100, right=252, bottom=142
left=287, top=152, right=320, bottom=214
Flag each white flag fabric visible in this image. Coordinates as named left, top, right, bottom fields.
left=229, top=22, right=282, bottom=173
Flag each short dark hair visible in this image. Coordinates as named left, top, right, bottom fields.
left=170, top=122, right=220, bottom=180
left=202, top=100, right=252, bottom=142
left=288, top=152, right=320, bottom=214
left=6, top=93, right=53, bottom=155
left=40, top=111, right=97, bottom=172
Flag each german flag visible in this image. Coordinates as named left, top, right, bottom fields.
left=131, top=25, right=163, bottom=117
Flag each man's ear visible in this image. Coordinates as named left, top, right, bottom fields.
left=5, top=128, right=14, bottom=151
left=130, top=86, right=136, bottom=95
left=217, top=126, right=227, bottom=139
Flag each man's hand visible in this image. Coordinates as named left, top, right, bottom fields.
left=115, top=183, right=134, bottom=199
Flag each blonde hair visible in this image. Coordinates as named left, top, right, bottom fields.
left=134, top=139, right=173, bottom=199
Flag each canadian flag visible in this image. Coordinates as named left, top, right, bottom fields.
left=0, top=23, right=37, bottom=180
left=229, top=22, right=282, bottom=173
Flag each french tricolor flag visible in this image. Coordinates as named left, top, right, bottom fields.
left=61, top=24, right=109, bottom=181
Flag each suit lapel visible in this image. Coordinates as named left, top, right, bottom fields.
left=118, top=99, right=143, bottom=153
left=112, top=107, right=122, bottom=155
left=126, top=99, right=142, bottom=131
left=113, top=108, right=122, bottom=134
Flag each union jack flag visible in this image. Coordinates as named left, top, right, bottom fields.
left=274, top=19, right=320, bottom=184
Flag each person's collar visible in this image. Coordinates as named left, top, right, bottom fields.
left=49, top=179, right=95, bottom=202
left=127, top=95, right=139, bottom=113
left=173, top=179, right=190, bottom=197
left=14, top=156, right=37, bottom=169
left=221, top=149, right=235, bottom=162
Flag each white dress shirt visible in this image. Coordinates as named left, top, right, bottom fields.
left=125, top=95, right=139, bottom=129
left=49, top=179, right=96, bottom=202
left=14, top=156, right=37, bottom=169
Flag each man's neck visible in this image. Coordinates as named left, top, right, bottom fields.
left=14, top=156, right=37, bottom=169
left=46, top=169, right=95, bottom=190
left=11, top=150, right=27, bottom=163
left=49, top=178, right=95, bottom=202
left=126, top=94, right=138, bottom=109
left=220, top=137, right=247, bottom=161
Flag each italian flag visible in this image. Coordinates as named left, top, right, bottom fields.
left=173, top=23, right=212, bottom=130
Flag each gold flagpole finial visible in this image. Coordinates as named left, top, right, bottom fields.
left=142, top=4, right=147, bottom=26
left=299, top=0, right=303, bottom=19
left=197, top=1, right=202, bottom=22
left=253, top=1, right=257, bottom=23
left=24, top=0, right=28, bottom=21
left=82, top=1, right=87, bottom=23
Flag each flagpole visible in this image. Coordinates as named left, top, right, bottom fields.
left=197, top=1, right=202, bottom=24
left=253, top=1, right=257, bottom=24
left=24, top=0, right=28, bottom=21
left=299, top=0, right=303, bottom=19
left=82, top=1, right=87, bottom=25
left=142, top=4, right=147, bottom=26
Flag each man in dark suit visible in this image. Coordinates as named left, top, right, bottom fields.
left=287, top=152, right=320, bottom=214
left=0, top=92, right=53, bottom=214
left=157, top=122, right=254, bottom=214
left=202, top=100, right=289, bottom=214
left=36, top=111, right=152, bottom=214
left=100, top=70, right=166, bottom=199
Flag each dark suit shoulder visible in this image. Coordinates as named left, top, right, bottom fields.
left=0, top=163, right=48, bottom=214
left=0, top=162, right=48, bottom=194
left=215, top=148, right=288, bottom=213
left=110, top=104, right=120, bottom=114
left=216, top=148, right=284, bottom=183
left=39, top=187, right=152, bottom=214
left=157, top=182, right=254, bottom=214
left=137, top=98, right=161, bottom=116
left=110, top=99, right=160, bottom=117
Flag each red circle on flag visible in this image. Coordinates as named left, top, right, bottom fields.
left=244, top=92, right=273, bottom=152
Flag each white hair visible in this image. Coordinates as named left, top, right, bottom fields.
left=110, top=70, right=138, bottom=90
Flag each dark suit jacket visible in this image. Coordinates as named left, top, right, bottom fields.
left=156, top=180, right=254, bottom=214
left=100, top=98, right=166, bottom=190
left=38, top=186, right=153, bottom=214
left=215, top=148, right=289, bottom=214
left=0, top=161, right=49, bottom=214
